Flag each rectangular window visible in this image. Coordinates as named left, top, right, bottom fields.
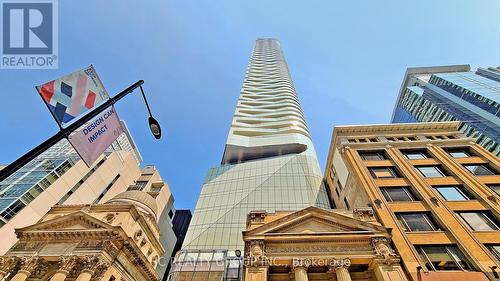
left=359, top=151, right=387, bottom=161
left=0, top=200, right=26, bottom=220
left=487, top=184, right=500, bottom=195
left=396, top=212, right=440, bottom=231
left=403, top=150, right=428, bottom=160
left=416, top=166, right=447, bottom=178
left=369, top=167, right=400, bottom=179
left=445, top=148, right=471, bottom=158
left=128, top=181, right=148, bottom=191
left=464, top=164, right=497, bottom=176
left=457, top=211, right=499, bottom=231
left=488, top=245, right=500, bottom=261
left=434, top=186, right=472, bottom=201
left=417, top=245, right=471, bottom=271
left=380, top=187, right=416, bottom=202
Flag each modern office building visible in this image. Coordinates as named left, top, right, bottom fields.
left=171, top=38, right=330, bottom=280
left=391, top=65, right=500, bottom=156
left=324, top=121, right=500, bottom=281
left=0, top=130, right=143, bottom=255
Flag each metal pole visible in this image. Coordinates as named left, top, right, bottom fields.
left=0, top=80, right=144, bottom=183
left=139, top=85, right=154, bottom=117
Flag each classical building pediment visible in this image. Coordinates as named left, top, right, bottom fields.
left=16, top=211, right=112, bottom=233
left=245, top=207, right=386, bottom=237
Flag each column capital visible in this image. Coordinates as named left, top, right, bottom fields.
left=56, top=255, right=78, bottom=275
left=0, top=256, right=19, bottom=275
left=329, top=258, right=351, bottom=272
left=19, top=256, right=41, bottom=274
left=292, top=258, right=311, bottom=271
left=80, top=255, right=109, bottom=278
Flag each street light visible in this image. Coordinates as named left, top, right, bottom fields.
left=0, top=80, right=161, bottom=182
left=148, top=117, right=161, bottom=139
left=139, top=85, right=162, bottom=139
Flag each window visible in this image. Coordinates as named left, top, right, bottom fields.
left=0, top=200, right=26, bottom=220
left=434, top=186, right=473, bottom=201
left=417, top=245, right=471, bottom=271
left=359, top=151, right=387, bottom=161
left=403, top=150, right=428, bottom=160
left=464, top=164, right=497, bottom=176
left=445, top=148, right=471, bottom=158
left=487, top=245, right=500, bottom=261
left=128, top=181, right=148, bottom=191
left=396, top=212, right=440, bottom=231
left=380, top=187, right=416, bottom=202
left=457, top=212, right=499, bottom=231
left=416, top=166, right=447, bottom=178
left=487, top=184, right=500, bottom=195
left=369, top=167, right=400, bottom=179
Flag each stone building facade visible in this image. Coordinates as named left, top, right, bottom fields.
left=243, top=206, right=407, bottom=281
left=324, top=121, right=499, bottom=281
left=0, top=189, right=167, bottom=281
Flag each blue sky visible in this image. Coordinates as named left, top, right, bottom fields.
left=1, top=0, right=499, bottom=209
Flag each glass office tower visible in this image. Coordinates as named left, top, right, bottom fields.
left=392, top=65, right=500, bottom=156
left=182, top=39, right=330, bottom=254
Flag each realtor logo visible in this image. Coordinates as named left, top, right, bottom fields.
left=1, top=0, right=58, bottom=69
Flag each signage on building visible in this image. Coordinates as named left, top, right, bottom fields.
left=68, top=105, right=123, bottom=167
left=36, top=65, right=109, bottom=126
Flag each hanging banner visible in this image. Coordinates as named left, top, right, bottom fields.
left=68, top=105, right=123, bottom=167
left=36, top=65, right=109, bottom=126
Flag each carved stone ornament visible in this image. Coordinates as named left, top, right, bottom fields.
left=245, top=240, right=267, bottom=267
left=19, top=256, right=41, bottom=273
left=0, top=256, right=19, bottom=275
left=371, top=237, right=400, bottom=265
left=57, top=255, right=78, bottom=274
left=134, top=230, right=143, bottom=241
left=353, top=207, right=375, bottom=221
left=81, top=255, right=109, bottom=278
left=105, top=213, right=116, bottom=223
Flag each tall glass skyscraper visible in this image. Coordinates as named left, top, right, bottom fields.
left=182, top=39, right=330, bottom=253
left=392, top=65, right=500, bottom=156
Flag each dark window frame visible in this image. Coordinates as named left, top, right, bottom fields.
left=396, top=212, right=441, bottom=232
left=380, top=186, right=417, bottom=202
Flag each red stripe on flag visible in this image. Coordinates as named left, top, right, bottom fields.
left=39, top=80, right=55, bottom=103
left=85, top=91, right=96, bottom=109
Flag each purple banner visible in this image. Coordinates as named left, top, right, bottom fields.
left=68, top=105, right=123, bottom=167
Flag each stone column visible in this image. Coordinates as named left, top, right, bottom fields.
left=293, top=266, right=308, bottom=281
left=75, top=255, right=109, bottom=281
left=329, top=258, right=351, bottom=281
left=10, top=256, right=40, bottom=281
left=50, top=256, right=78, bottom=281
left=292, top=259, right=310, bottom=281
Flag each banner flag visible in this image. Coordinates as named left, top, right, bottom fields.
left=36, top=65, right=109, bottom=126
left=68, top=105, right=123, bottom=167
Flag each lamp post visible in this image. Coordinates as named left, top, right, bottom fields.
left=0, top=80, right=161, bottom=182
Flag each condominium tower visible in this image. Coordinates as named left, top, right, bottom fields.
left=391, top=65, right=500, bottom=156
left=181, top=39, right=330, bottom=255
